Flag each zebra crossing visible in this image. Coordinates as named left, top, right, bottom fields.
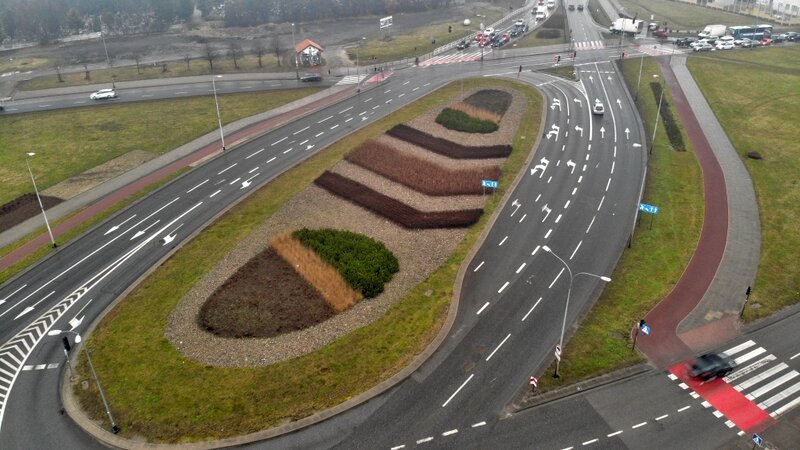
left=417, top=48, right=492, bottom=67
left=335, top=74, right=369, bottom=86
left=667, top=339, right=800, bottom=434
left=574, top=40, right=604, bottom=50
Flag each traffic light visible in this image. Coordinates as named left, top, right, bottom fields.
left=448, top=25, right=452, bottom=33
left=62, top=336, right=71, bottom=352
left=556, top=55, right=561, bottom=62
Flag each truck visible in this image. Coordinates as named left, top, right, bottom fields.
left=535, top=6, right=547, bottom=21
left=609, top=18, right=644, bottom=35
left=698, top=24, right=726, bottom=38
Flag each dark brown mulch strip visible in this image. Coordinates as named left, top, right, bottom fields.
left=314, top=171, right=483, bottom=229
left=386, top=124, right=512, bottom=159
left=463, top=89, right=513, bottom=116
left=198, top=247, right=334, bottom=338
left=346, top=140, right=501, bottom=196
left=0, top=193, right=64, bottom=233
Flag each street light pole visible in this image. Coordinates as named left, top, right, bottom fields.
left=650, top=74, right=664, bottom=155
left=542, top=246, right=611, bottom=378
left=48, top=330, right=120, bottom=434
left=25, top=153, right=56, bottom=248
left=634, top=54, right=645, bottom=102
left=211, top=75, right=225, bottom=151
left=291, top=23, right=299, bottom=80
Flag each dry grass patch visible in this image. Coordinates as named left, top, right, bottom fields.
left=272, top=232, right=363, bottom=312
left=449, top=103, right=502, bottom=123
left=346, top=139, right=501, bottom=196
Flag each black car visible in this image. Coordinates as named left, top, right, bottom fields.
left=456, top=40, right=470, bottom=50
left=772, top=34, right=785, bottom=43
left=675, top=37, right=696, bottom=47
left=568, top=4, right=575, bottom=10
left=689, top=353, right=736, bottom=381
left=577, top=4, right=584, bottom=10
left=300, top=72, right=322, bottom=82
left=786, top=31, right=799, bottom=41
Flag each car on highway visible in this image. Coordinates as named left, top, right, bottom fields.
left=300, top=72, right=322, bottom=82
left=484, top=27, right=495, bottom=37
left=568, top=4, right=575, bottom=10
left=760, top=37, right=772, bottom=46
left=772, top=34, right=785, bottom=43
left=592, top=99, right=604, bottom=115
left=515, top=19, right=525, bottom=27
left=693, top=42, right=713, bottom=52
left=739, top=38, right=756, bottom=48
left=688, top=353, right=736, bottom=381
left=577, top=4, right=584, bottom=10
left=715, top=41, right=734, bottom=50
left=89, top=88, right=117, bottom=100
left=785, top=31, right=798, bottom=41
left=456, top=40, right=470, bottom=50
left=676, top=37, right=697, bottom=47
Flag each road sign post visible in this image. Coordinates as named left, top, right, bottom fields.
left=553, top=344, right=562, bottom=378
left=751, top=433, right=763, bottom=448
left=481, top=179, right=498, bottom=195
left=632, top=319, right=649, bottom=351
left=530, top=376, right=538, bottom=392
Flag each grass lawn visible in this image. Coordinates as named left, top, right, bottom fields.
left=618, top=0, right=763, bottom=29
left=688, top=47, right=800, bottom=320
left=538, top=56, right=704, bottom=390
left=0, top=57, right=51, bottom=74
left=0, top=87, right=322, bottom=207
left=17, top=55, right=292, bottom=91
left=72, top=78, right=542, bottom=442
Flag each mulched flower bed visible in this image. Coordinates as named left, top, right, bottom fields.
left=0, top=193, right=63, bottom=233
left=463, top=89, right=513, bottom=116
left=386, top=124, right=512, bottom=159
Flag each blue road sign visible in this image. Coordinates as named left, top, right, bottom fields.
left=752, top=434, right=763, bottom=447
left=482, top=180, right=498, bottom=189
left=641, top=324, right=651, bottom=335
left=639, top=203, right=659, bottom=215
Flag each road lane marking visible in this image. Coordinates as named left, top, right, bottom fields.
left=734, top=347, right=767, bottom=365
left=398, top=93, right=406, bottom=98
left=266, top=157, right=276, bottom=164
left=631, top=422, right=647, bottom=429
left=735, top=362, right=788, bottom=391
left=522, top=297, right=543, bottom=322
left=747, top=371, right=799, bottom=400
left=390, top=446, right=405, bottom=450
left=570, top=241, right=582, bottom=260
left=345, top=117, right=354, bottom=122
left=607, top=430, right=623, bottom=437
left=0, top=285, right=28, bottom=306
left=477, top=302, right=490, bottom=315
left=582, top=439, right=598, bottom=445
left=283, top=148, right=293, bottom=154
left=791, top=352, right=800, bottom=360
left=330, top=124, right=340, bottom=130
left=555, top=214, right=562, bottom=223
left=442, top=429, right=458, bottom=436
left=365, top=97, right=373, bottom=102
left=271, top=137, right=287, bottom=146
left=678, top=405, right=691, bottom=412
left=317, top=115, right=333, bottom=123
left=209, top=189, right=221, bottom=198
left=229, top=178, right=241, bottom=185
left=246, top=148, right=265, bottom=159
left=701, top=401, right=711, bottom=408
left=549, top=268, right=565, bottom=288
left=531, top=245, right=541, bottom=256
left=498, top=236, right=508, bottom=246
left=611, top=161, right=615, bottom=174
left=217, top=163, right=237, bottom=175
left=498, top=282, right=509, bottom=293
left=586, top=216, right=596, bottom=233
left=544, top=228, right=552, bottom=239
left=315, top=132, right=324, bottom=137
left=772, top=395, right=800, bottom=416
left=516, top=263, right=526, bottom=274
left=597, top=196, right=605, bottom=211
left=606, top=178, right=611, bottom=191
left=486, top=333, right=511, bottom=361
left=186, top=178, right=208, bottom=194
left=472, top=422, right=486, bottom=428
left=722, top=340, right=756, bottom=356
left=519, top=214, right=527, bottom=223
left=655, top=414, right=669, bottom=421
left=571, top=187, right=577, bottom=196
left=474, top=261, right=484, bottom=272
left=339, top=106, right=353, bottom=113
left=416, top=437, right=433, bottom=444
left=248, top=166, right=259, bottom=174
left=713, top=410, right=724, bottom=418
left=293, top=126, right=309, bottom=135
left=442, top=374, right=474, bottom=407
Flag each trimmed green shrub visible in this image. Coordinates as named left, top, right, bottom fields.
left=435, top=107, right=499, bottom=133
left=651, top=82, right=687, bottom=152
left=293, top=228, right=399, bottom=298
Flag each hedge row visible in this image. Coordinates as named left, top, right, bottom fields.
left=463, top=89, right=513, bottom=116
left=387, top=124, right=512, bottom=159
left=346, top=140, right=501, bottom=196
left=314, top=171, right=483, bottom=229
left=435, top=107, right=499, bottom=134
left=651, top=82, right=687, bottom=152
left=292, top=228, right=399, bottom=299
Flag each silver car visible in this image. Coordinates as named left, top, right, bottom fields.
left=90, top=88, right=118, bottom=100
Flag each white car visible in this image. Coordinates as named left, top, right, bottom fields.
left=90, top=88, right=117, bottom=100
left=592, top=99, right=604, bottom=115
left=484, top=27, right=495, bottom=36
left=716, top=41, right=734, bottom=50
left=515, top=19, right=525, bottom=27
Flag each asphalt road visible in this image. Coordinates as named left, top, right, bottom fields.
left=0, top=5, right=739, bottom=450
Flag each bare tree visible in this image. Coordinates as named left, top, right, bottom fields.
left=55, top=65, right=63, bottom=83
left=83, top=63, right=90, bottom=81
left=185, top=54, right=191, bottom=72
left=133, top=54, right=142, bottom=74
left=252, top=40, right=266, bottom=68
left=204, top=43, right=217, bottom=71
left=228, top=43, right=242, bottom=70
left=270, top=35, right=282, bottom=67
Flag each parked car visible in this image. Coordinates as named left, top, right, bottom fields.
left=676, top=37, right=697, bottom=47
left=688, top=353, right=736, bottom=381
left=592, top=99, right=604, bottom=115
left=456, top=40, right=470, bottom=50
left=715, top=41, right=734, bottom=50
left=693, top=42, right=713, bottom=52
left=760, top=38, right=772, bottom=46
left=300, top=72, right=322, bottom=82
left=89, top=88, right=117, bottom=100
left=577, top=4, right=584, bottom=10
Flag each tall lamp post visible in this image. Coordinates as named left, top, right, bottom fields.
left=25, top=152, right=56, bottom=248
left=650, top=74, right=664, bottom=155
left=48, top=329, right=120, bottom=434
left=291, top=23, right=299, bottom=80
left=542, top=245, right=611, bottom=378
left=211, top=75, right=225, bottom=151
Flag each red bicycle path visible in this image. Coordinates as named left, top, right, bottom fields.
left=0, top=85, right=356, bottom=274
left=635, top=57, right=729, bottom=368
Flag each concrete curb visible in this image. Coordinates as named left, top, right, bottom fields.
left=59, top=78, right=548, bottom=449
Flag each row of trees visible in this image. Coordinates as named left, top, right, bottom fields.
left=223, top=0, right=459, bottom=28
left=0, top=0, right=199, bottom=43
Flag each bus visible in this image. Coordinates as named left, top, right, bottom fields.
left=729, top=25, right=774, bottom=41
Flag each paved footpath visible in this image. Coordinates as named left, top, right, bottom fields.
left=0, top=81, right=359, bottom=272
left=636, top=54, right=760, bottom=368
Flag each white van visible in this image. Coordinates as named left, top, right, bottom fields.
left=535, top=6, right=547, bottom=20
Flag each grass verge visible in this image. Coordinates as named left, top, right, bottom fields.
left=0, top=87, right=322, bottom=207
left=537, top=57, right=704, bottom=391
left=618, top=0, right=762, bottom=29
left=687, top=47, right=800, bottom=320
left=71, top=78, right=542, bottom=442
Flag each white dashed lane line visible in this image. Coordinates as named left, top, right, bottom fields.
left=607, top=431, right=623, bottom=437
left=472, top=421, right=486, bottom=428
left=473, top=261, right=484, bottom=272
left=476, top=302, right=490, bottom=315
left=272, top=137, right=287, bottom=146
left=442, top=429, right=458, bottom=437
left=498, top=282, right=509, bottom=293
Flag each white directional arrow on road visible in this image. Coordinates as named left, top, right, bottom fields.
left=566, top=160, right=576, bottom=174
left=306, top=144, right=315, bottom=151
left=541, top=204, right=552, bottom=222
left=131, top=220, right=160, bottom=240
left=574, top=98, right=582, bottom=107
left=588, top=75, right=594, bottom=84
left=13, top=290, right=55, bottom=320
left=633, top=143, right=642, bottom=148
left=616, top=99, right=622, bottom=109
left=546, top=124, right=560, bottom=141
left=511, top=199, right=522, bottom=216
left=600, top=127, right=606, bottom=139
left=530, top=157, right=550, bottom=177
left=104, top=214, right=136, bottom=235
left=159, top=233, right=177, bottom=246
left=550, top=99, right=562, bottom=111
left=625, top=128, right=630, bottom=140
left=575, top=125, right=583, bottom=137
left=241, top=173, right=259, bottom=189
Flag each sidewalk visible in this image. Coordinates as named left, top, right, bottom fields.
left=0, top=80, right=361, bottom=272
left=636, top=54, right=760, bottom=368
